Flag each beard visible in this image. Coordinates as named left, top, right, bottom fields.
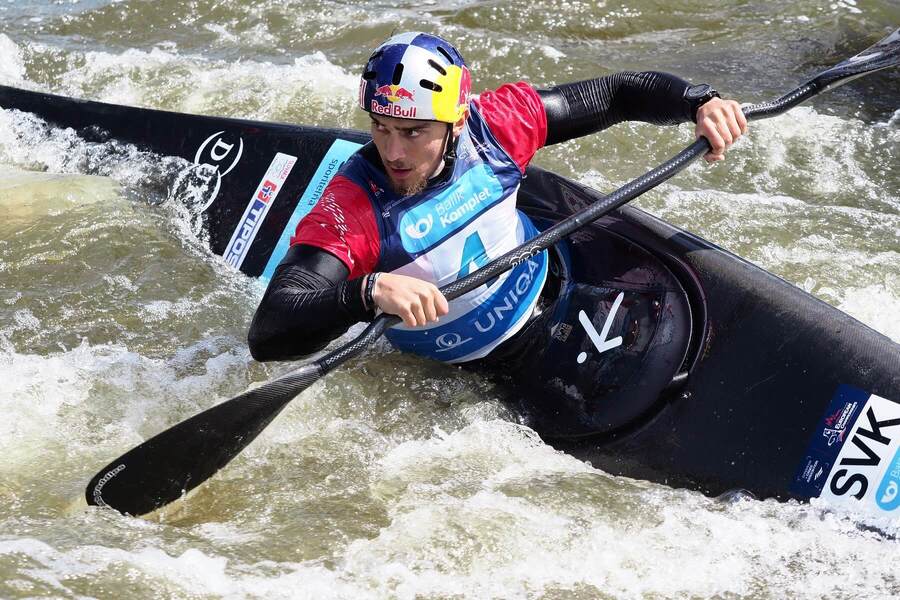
left=391, top=172, right=428, bottom=197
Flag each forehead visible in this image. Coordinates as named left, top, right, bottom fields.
left=369, top=114, right=444, bottom=132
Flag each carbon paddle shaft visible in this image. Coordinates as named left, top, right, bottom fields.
left=86, top=28, right=900, bottom=516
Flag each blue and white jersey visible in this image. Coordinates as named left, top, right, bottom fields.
left=340, top=104, right=548, bottom=362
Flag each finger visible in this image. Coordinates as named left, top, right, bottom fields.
left=400, top=308, right=418, bottom=328
left=435, top=292, right=449, bottom=316
left=410, top=302, right=427, bottom=327
left=422, top=294, right=438, bottom=323
left=699, top=118, right=726, bottom=155
left=734, top=102, right=749, bottom=134
left=725, top=110, right=743, bottom=141
left=715, top=114, right=734, bottom=147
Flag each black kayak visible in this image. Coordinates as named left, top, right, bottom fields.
left=2, top=83, right=898, bottom=524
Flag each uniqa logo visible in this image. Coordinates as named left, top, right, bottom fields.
left=194, top=131, right=245, bottom=211
left=405, top=214, right=434, bottom=239
left=435, top=332, right=472, bottom=352
left=473, top=258, right=541, bottom=333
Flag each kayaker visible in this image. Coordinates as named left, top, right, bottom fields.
left=248, top=31, right=747, bottom=363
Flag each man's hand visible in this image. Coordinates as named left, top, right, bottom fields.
left=372, top=272, right=450, bottom=327
left=695, top=98, right=748, bottom=163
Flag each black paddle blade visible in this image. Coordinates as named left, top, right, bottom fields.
left=85, top=361, right=324, bottom=515
left=813, top=28, right=900, bottom=90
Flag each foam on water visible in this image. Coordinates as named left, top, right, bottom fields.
left=1, top=35, right=360, bottom=127
left=4, top=412, right=897, bottom=599
left=0, top=337, right=256, bottom=480
left=0, top=34, right=25, bottom=84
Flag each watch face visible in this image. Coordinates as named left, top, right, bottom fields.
left=686, top=84, right=712, bottom=100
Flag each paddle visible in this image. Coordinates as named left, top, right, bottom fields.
left=86, top=28, right=900, bottom=516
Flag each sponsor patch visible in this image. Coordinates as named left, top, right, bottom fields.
left=875, top=447, right=900, bottom=511
left=223, top=152, right=297, bottom=270
left=398, top=163, right=504, bottom=254
left=792, top=384, right=900, bottom=519
left=193, top=130, right=244, bottom=211
left=260, top=139, right=363, bottom=281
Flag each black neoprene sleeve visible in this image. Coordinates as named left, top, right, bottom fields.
left=247, top=244, right=374, bottom=361
left=538, top=71, right=694, bottom=145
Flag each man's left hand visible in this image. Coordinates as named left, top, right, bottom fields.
left=695, top=98, right=748, bottom=163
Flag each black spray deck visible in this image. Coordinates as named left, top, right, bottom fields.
left=2, top=85, right=898, bottom=525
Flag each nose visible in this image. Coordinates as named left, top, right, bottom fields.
left=382, top=132, right=405, bottom=163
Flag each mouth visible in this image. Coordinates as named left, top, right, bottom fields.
left=386, top=164, right=414, bottom=180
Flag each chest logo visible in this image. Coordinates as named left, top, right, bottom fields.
left=398, top=163, right=504, bottom=254
left=404, top=214, right=434, bottom=240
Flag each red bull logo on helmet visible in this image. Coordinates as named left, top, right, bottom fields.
left=374, top=84, right=415, bottom=103
left=371, top=84, right=419, bottom=118
left=370, top=100, right=418, bottom=118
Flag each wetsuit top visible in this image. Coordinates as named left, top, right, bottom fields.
left=248, top=71, right=699, bottom=362
left=294, top=83, right=548, bottom=362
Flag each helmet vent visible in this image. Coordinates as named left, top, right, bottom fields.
left=427, top=59, right=447, bottom=76
left=391, top=63, right=404, bottom=85
left=436, top=46, right=454, bottom=63
left=362, top=71, right=376, bottom=80
left=419, top=80, right=443, bottom=92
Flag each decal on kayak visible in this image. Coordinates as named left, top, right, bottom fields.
left=223, top=152, right=297, bottom=269
left=576, top=291, right=624, bottom=364
left=792, top=384, right=900, bottom=518
left=260, top=138, right=363, bottom=280
left=194, top=130, right=245, bottom=211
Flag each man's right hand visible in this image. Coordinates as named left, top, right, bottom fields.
left=372, top=273, right=450, bottom=327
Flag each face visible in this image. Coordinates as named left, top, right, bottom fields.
left=369, top=114, right=463, bottom=196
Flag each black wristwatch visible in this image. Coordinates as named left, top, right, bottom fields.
left=683, top=83, right=720, bottom=122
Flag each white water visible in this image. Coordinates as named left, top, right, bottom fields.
left=1, top=6, right=899, bottom=599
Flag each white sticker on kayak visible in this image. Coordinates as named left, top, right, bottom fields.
left=576, top=292, right=624, bottom=364
left=224, top=152, right=297, bottom=269
left=819, top=393, right=900, bottom=516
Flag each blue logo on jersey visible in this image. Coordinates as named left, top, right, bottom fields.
left=459, top=231, right=489, bottom=277
left=876, top=447, right=900, bottom=511
left=399, top=163, right=504, bottom=254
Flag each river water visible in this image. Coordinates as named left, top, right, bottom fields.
left=1, top=1, right=899, bottom=598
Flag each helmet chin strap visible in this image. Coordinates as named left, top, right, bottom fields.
left=442, top=122, right=457, bottom=163
left=428, top=122, right=457, bottom=182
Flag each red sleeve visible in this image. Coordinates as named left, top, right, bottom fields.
left=290, top=174, right=380, bottom=278
left=473, top=82, right=548, bottom=172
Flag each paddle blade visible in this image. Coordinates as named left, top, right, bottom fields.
left=85, top=361, right=324, bottom=515
left=813, top=28, right=900, bottom=90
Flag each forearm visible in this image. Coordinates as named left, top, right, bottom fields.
left=248, top=245, right=373, bottom=361
left=538, top=71, right=694, bottom=145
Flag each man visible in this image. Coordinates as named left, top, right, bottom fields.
left=248, top=31, right=747, bottom=363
